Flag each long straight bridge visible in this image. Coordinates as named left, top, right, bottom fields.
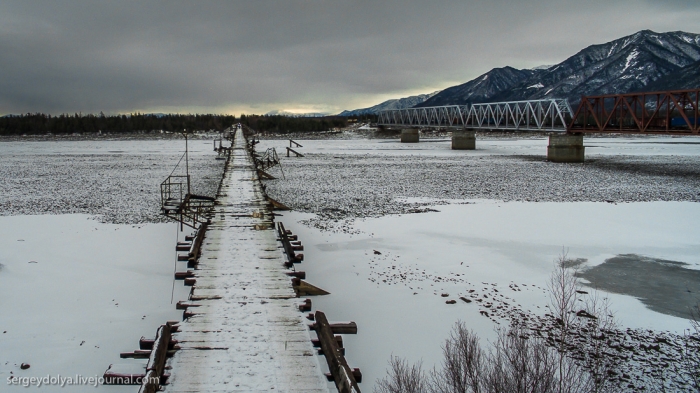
left=377, top=99, right=573, bottom=132
left=162, top=127, right=331, bottom=392
left=376, top=89, right=700, bottom=162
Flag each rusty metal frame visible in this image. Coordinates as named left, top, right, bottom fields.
left=256, top=148, right=280, bottom=171
left=160, top=175, right=216, bottom=229
left=568, top=89, right=700, bottom=135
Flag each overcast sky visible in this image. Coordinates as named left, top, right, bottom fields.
left=1, top=1, right=699, bottom=116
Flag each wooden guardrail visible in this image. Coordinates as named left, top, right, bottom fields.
left=286, top=147, right=304, bottom=157
left=138, top=324, right=172, bottom=393
left=314, top=311, right=361, bottom=393
left=187, top=222, right=208, bottom=269
left=277, top=222, right=303, bottom=266
left=104, top=322, right=179, bottom=387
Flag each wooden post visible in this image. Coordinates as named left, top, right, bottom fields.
left=138, top=324, right=171, bottom=393
left=188, top=222, right=209, bottom=265
left=314, top=311, right=361, bottom=393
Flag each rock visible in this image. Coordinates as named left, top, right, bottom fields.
left=576, top=310, right=597, bottom=319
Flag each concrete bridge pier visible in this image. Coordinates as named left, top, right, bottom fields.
left=452, top=129, right=476, bottom=150
left=401, top=128, right=420, bottom=143
left=547, top=134, right=584, bottom=162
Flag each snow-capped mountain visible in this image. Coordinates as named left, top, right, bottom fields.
left=264, top=110, right=329, bottom=117
left=643, top=59, right=700, bottom=91
left=415, top=67, right=539, bottom=107
left=338, top=92, right=438, bottom=116
left=417, top=30, right=700, bottom=108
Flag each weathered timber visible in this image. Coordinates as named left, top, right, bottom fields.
left=278, top=222, right=303, bottom=265
left=286, top=147, right=305, bottom=157
left=310, top=321, right=358, bottom=335
left=314, top=311, right=361, bottom=393
left=299, top=298, right=312, bottom=312
left=319, top=347, right=345, bottom=356
left=285, top=271, right=306, bottom=279
left=257, top=169, right=277, bottom=180
left=120, top=350, right=152, bottom=359
left=175, top=301, right=201, bottom=310
left=312, top=335, right=343, bottom=348
left=174, top=271, right=194, bottom=280
left=163, top=127, right=327, bottom=392
left=140, top=337, right=179, bottom=350
left=138, top=324, right=172, bottom=393
left=188, top=222, right=209, bottom=264
left=326, top=369, right=362, bottom=383
left=292, top=279, right=331, bottom=296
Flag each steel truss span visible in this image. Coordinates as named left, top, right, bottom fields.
left=377, top=99, right=573, bottom=132
left=569, top=89, right=700, bottom=135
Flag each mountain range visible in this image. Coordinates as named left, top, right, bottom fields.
left=337, top=92, right=438, bottom=116
left=264, top=110, right=330, bottom=117
left=340, top=30, right=700, bottom=114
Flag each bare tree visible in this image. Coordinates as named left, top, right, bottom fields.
left=375, top=356, right=428, bottom=393
left=681, top=302, right=700, bottom=392
left=547, top=248, right=584, bottom=393
left=375, top=250, right=619, bottom=393
left=483, top=324, right=557, bottom=393
left=483, top=323, right=593, bottom=393
left=430, top=322, right=484, bottom=393
left=579, top=290, right=618, bottom=393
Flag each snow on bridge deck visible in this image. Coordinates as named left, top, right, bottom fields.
left=164, top=128, right=328, bottom=393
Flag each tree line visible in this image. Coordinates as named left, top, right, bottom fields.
left=239, top=114, right=348, bottom=134
left=0, top=112, right=366, bottom=135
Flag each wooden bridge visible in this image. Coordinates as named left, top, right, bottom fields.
left=163, top=126, right=330, bottom=392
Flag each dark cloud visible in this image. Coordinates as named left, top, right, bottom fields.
left=1, top=0, right=699, bottom=115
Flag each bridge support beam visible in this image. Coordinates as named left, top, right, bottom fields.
left=452, top=129, right=475, bottom=150
left=547, top=134, right=584, bottom=163
left=401, top=128, right=419, bottom=143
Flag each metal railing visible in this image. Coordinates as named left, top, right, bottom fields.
left=377, top=99, right=573, bottom=132
left=160, top=175, right=215, bottom=229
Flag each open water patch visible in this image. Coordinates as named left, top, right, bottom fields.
left=577, top=254, right=700, bottom=319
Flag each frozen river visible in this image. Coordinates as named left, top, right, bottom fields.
left=0, top=137, right=217, bottom=391
left=281, top=201, right=700, bottom=391
left=259, top=134, right=700, bottom=391
left=0, top=134, right=698, bottom=391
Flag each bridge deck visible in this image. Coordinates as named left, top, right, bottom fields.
left=164, top=128, right=328, bottom=393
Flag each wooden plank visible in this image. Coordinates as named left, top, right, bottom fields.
left=138, top=324, right=171, bottom=393
left=314, top=311, right=361, bottom=393
left=164, top=127, right=328, bottom=393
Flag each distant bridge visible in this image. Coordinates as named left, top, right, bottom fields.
left=377, top=99, right=574, bottom=132
left=376, top=89, right=699, bottom=162
left=377, top=89, right=700, bottom=135
left=569, top=89, right=699, bottom=135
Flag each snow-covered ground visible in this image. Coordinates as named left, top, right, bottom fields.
left=0, top=215, right=192, bottom=391
left=0, top=138, right=219, bottom=391
left=0, top=138, right=224, bottom=223
left=259, top=135, right=700, bottom=391
left=1, top=134, right=699, bottom=391
left=280, top=201, right=700, bottom=391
